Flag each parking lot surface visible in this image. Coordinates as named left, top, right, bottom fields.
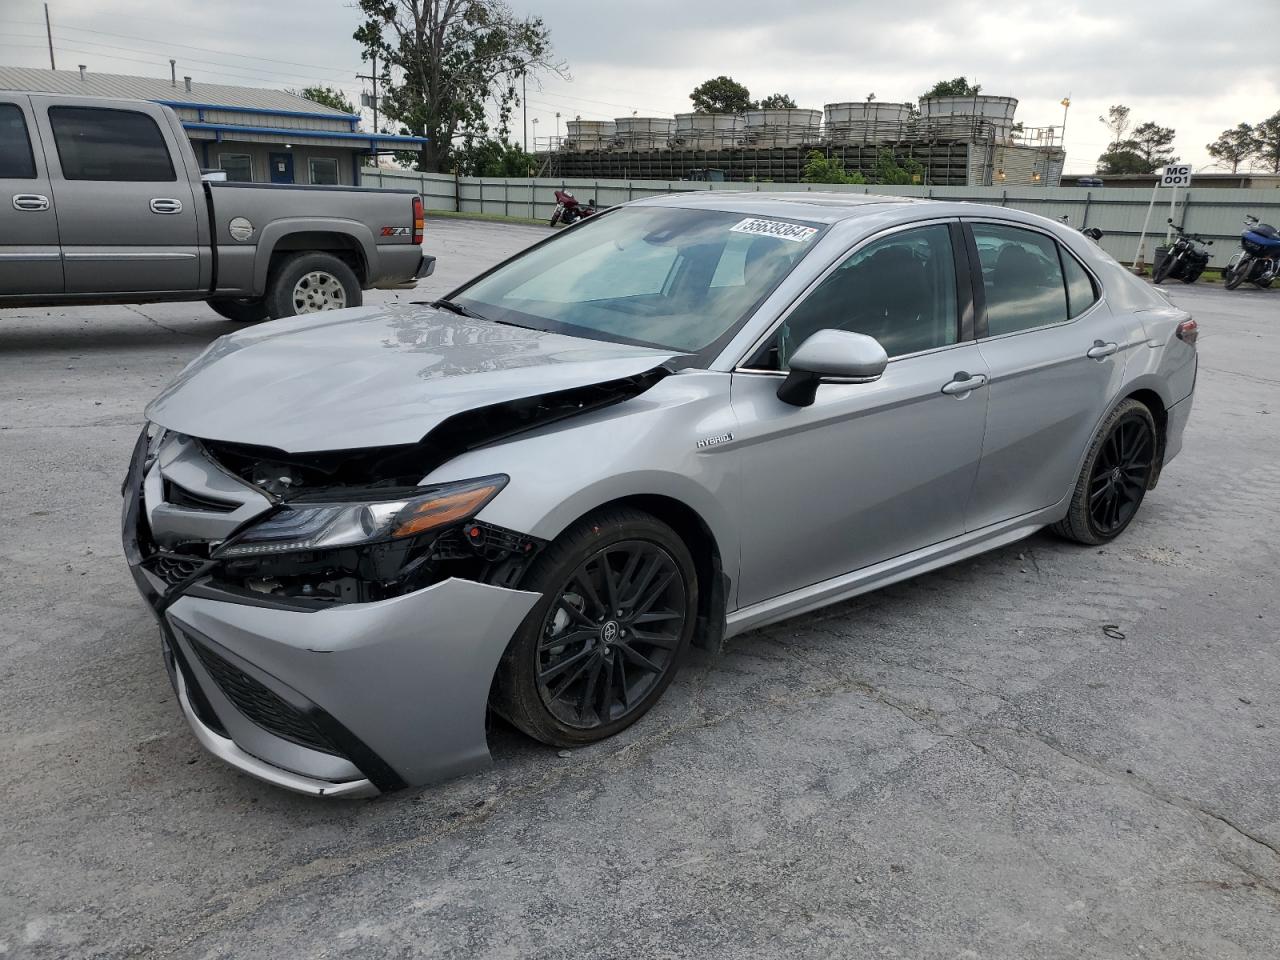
left=2, top=218, right=1278, bottom=959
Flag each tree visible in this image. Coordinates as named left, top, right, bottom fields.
left=1128, top=121, right=1178, bottom=169
left=690, top=76, right=753, bottom=114
left=1254, top=111, right=1280, bottom=174
left=872, top=149, right=923, bottom=185
left=1098, top=105, right=1132, bottom=150
left=757, top=93, right=797, bottom=109
left=1096, top=148, right=1153, bottom=175
left=801, top=150, right=865, bottom=184
left=921, top=77, right=981, bottom=99
left=294, top=85, right=357, bottom=116
left=1206, top=123, right=1258, bottom=173
left=353, top=0, right=566, bottom=172
left=452, top=137, right=534, bottom=176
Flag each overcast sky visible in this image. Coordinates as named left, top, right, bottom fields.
left=2, top=0, right=1273, bottom=173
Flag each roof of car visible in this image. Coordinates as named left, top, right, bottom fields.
left=632, top=191, right=929, bottom=223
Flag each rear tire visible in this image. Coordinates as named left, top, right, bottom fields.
left=264, top=251, right=362, bottom=319
left=1052, top=399, right=1158, bottom=546
left=492, top=507, right=697, bottom=748
left=207, top=297, right=269, bottom=323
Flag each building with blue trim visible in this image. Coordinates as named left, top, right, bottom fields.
left=0, top=65, right=426, bottom=186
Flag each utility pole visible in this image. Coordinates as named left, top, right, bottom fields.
left=357, top=51, right=379, bottom=134
left=522, top=71, right=528, bottom=152
left=44, top=3, right=56, bottom=70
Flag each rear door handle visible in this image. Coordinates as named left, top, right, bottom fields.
left=1087, top=340, right=1119, bottom=360
left=941, top=372, right=988, bottom=396
left=12, top=194, right=50, bottom=211
left=150, top=198, right=183, bottom=215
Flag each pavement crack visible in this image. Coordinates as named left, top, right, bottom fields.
left=123, top=303, right=204, bottom=338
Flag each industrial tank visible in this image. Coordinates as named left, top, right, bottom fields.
left=823, top=101, right=913, bottom=144
left=564, top=120, right=615, bottom=150
left=919, top=95, right=1018, bottom=142
left=672, top=112, right=744, bottom=149
left=612, top=116, right=675, bottom=150
left=743, top=108, right=822, bottom=147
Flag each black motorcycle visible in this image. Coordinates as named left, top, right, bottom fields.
left=1153, top=219, right=1212, bottom=285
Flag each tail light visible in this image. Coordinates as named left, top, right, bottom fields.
left=412, top=196, right=424, bottom=245
left=1176, top=318, right=1198, bottom=345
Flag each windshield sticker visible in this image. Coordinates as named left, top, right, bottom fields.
left=730, top=217, right=819, bottom=244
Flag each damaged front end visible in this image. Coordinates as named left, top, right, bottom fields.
left=122, top=366, right=670, bottom=795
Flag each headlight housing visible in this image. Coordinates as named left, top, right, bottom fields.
left=216, top=475, right=508, bottom=558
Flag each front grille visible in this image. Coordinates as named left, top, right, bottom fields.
left=189, top=639, right=340, bottom=756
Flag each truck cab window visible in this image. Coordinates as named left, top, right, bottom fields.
left=0, top=103, right=36, bottom=179
left=48, top=106, right=175, bottom=182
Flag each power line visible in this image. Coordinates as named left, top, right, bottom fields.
left=4, top=18, right=362, bottom=74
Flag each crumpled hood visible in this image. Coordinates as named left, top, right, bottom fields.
left=146, top=304, right=677, bottom=451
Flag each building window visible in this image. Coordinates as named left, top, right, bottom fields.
left=308, top=157, right=339, bottom=186
left=48, top=106, right=175, bottom=182
left=219, top=153, right=253, bottom=182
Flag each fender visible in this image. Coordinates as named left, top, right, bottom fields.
left=250, top=217, right=378, bottom=293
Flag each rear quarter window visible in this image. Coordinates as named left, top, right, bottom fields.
left=1060, top=246, right=1100, bottom=318
left=0, top=103, right=36, bottom=179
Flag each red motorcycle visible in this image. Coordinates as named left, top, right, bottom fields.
left=549, top=189, right=597, bottom=227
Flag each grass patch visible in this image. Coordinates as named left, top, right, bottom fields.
left=426, top=210, right=548, bottom=227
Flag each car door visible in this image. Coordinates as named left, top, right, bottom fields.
left=31, top=98, right=200, bottom=294
left=963, top=220, right=1143, bottom=530
left=730, top=221, right=990, bottom=608
left=0, top=95, right=62, bottom=296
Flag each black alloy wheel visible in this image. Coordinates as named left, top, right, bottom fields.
left=1053, top=399, right=1158, bottom=545
left=536, top=541, right=685, bottom=730
left=492, top=507, right=697, bottom=747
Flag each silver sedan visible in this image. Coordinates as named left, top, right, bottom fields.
left=123, top=194, right=1198, bottom=796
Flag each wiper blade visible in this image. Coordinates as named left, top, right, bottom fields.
left=431, top=298, right=486, bottom=320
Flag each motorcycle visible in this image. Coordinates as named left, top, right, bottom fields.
left=1224, top=214, right=1280, bottom=290
left=1056, top=215, right=1104, bottom=243
left=1153, top=218, right=1212, bottom=285
left=549, top=189, right=597, bottom=227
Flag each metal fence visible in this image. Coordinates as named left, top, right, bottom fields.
left=362, top=167, right=1280, bottom=269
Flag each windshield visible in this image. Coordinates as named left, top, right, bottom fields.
left=453, top=206, right=826, bottom=354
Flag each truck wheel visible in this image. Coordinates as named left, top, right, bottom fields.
left=207, top=298, right=269, bottom=323
left=265, top=252, right=362, bottom=319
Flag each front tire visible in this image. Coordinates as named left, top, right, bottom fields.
left=1224, top=258, right=1249, bottom=290
left=549, top=208, right=562, bottom=227
left=264, top=252, right=362, bottom=319
left=1052, top=399, right=1158, bottom=545
left=492, top=507, right=698, bottom=747
left=207, top=297, right=269, bottom=323
left=1153, top=254, right=1175, bottom=284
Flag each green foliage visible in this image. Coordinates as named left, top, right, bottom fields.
left=872, top=149, right=923, bottom=185
left=354, top=0, right=566, bottom=172
left=294, top=85, right=356, bottom=115
left=1254, top=111, right=1280, bottom=174
left=1095, top=105, right=1177, bottom=175
left=451, top=137, right=535, bottom=176
left=690, top=76, right=753, bottom=114
left=1206, top=123, right=1258, bottom=173
left=921, top=77, right=981, bottom=99
left=757, top=93, right=797, bottom=109
left=801, top=150, right=865, bottom=184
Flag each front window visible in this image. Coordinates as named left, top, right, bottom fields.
left=48, top=106, right=175, bottom=182
left=454, top=206, right=825, bottom=353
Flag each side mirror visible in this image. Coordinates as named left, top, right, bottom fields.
left=777, top=330, right=888, bottom=407
left=1167, top=217, right=1174, bottom=225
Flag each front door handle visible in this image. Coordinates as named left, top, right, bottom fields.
left=1087, top=340, right=1119, bottom=360
left=150, top=198, right=183, bottom=215
left=941, top=372, right=988, bottom=396
left=12, top=194, right=50, bottom=211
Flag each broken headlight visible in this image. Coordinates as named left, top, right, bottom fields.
left=216, top=475, right=508, bottom=558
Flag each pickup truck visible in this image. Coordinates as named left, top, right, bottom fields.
left=0, top=91, right=433, bottom=321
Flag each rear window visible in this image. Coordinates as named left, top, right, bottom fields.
left=49, top=106, right=176, bottom=182
left=0, top=103, right=36, bottom=179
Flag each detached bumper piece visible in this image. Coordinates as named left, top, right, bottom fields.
left=123, top=428, right=540, bottom=797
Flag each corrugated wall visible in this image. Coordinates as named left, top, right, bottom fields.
left=363, top=168, right=1280, bottom=269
